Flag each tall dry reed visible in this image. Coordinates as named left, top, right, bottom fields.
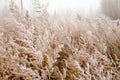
left=0, top=0, right=120, bottom=80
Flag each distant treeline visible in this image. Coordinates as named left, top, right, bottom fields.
left=101, top=0, right=120, bottom=19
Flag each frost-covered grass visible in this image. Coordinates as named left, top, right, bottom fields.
left=0, top=1, right=120, bottom=80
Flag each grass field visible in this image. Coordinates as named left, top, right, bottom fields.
left=0, top=1, right=120, bottom=80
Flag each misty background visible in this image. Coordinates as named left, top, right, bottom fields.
left=0, top=0, right=119, bottom=19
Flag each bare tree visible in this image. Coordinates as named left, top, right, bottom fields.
left=21, top=0, right=23, bottom=14
left=101, top=0, right=120, bottom=19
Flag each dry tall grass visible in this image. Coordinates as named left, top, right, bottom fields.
left=0, top=1, right=120, bottom=80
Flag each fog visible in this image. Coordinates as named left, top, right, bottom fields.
left=0, top=0, right=119, bottom=19
left=101, top=0, right=120, bottom=19
left=43, top=0, right=101, bottom=14
left=0, top=0, right=101, bottom=16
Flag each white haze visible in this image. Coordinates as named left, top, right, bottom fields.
left=0, top=0, right=101, bottom=17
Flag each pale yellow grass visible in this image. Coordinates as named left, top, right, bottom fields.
left=0, top=1, right=120, bottom=80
